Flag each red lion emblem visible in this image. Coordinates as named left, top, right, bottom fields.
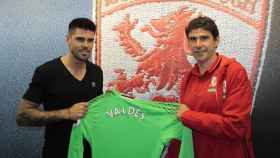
left=107, top=6, right=194, bottom=101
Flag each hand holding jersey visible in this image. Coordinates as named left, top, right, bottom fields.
left=176, top=104, right=190, bottom=118
left=68, top=102, right=88, bottom=121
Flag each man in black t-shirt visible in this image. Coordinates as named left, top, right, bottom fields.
left=16, top=18, right=103, bottom=158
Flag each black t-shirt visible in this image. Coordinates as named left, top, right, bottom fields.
left=23, top=57, right=103, bottom=158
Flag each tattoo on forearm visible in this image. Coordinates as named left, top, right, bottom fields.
left=17, top=108, right=67, bottom=126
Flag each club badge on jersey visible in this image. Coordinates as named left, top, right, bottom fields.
left=208, top=76, right=227, bottom=100
left=208, top=76, right=217, bottom=93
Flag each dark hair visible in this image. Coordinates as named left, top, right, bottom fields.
left=68, top=18, right=96, bottom=33
left=185, top=16, right=219, bottom=40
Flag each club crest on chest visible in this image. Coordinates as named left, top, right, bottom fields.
left=208, top=76, right=217, bottom=93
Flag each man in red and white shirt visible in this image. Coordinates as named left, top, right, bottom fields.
left=175, top=16, right=255, bottom=158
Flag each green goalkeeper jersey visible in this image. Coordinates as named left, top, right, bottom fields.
left=68, top=89, right=193, bottom=158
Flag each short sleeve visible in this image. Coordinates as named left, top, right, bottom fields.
left=23, top=67, right=48, bottom=104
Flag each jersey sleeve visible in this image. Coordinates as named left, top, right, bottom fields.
left=68, top=122, right=86, bottom=158
left=157, top=103, right=194, bottom=158
left=23, top=67, right=48, bottom=104
left=159, top=106, right=182, bottom=143
left=68, top=100, right=98, bottom=158
left=178, top=127, right=194, bottom=158
left=180, top=64, right=253, bottom=140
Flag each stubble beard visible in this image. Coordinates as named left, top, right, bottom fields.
left=72, top=50, right=91, bottom=62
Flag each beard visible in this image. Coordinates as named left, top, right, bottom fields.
left=72, top=50, right=91, bottom=62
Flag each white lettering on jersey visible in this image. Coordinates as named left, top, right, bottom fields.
left=105, top=106, right=144, bottom=120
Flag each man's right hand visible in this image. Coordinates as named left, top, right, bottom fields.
left=16, top=99, right=88, bottom=126
left=67, top=102, right=88, bottom=121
